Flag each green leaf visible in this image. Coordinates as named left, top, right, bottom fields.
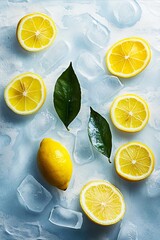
left=54, top=63, right=81, bottom=130
left=88, top=107, right=112, bottom=162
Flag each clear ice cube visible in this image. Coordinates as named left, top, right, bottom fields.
left=89, top=75, right=123, bottom=106
left=0, top=124, right=19, bottom=153
left=17, top=175, right=52, bottom=213
left=40, top=40, right=70, bottom=74
left=63, top=13, right=110, bottom=49
left=8, top=0, right=28, bottom=2
left=74, top=129, right=94, bottom=165
left=104, top=0, right=142, bottom=28
left=86, top=15, right=110, bottom=48
left=117, top=221, right=138, bottom=240
left=6, top=222, right=41, bottom=239
left=69, top=118, right=82, bottom=133
left=28, top=110, right=57, bottom=140
left=145, top=89, right=160, bottom=131
left=57, top=130, right=75, bottom=153
left=146, top=169, right=160, bottom=198
left=49, top=205, right=83, bottom=229
left=76, top=52, right=105, bottom=82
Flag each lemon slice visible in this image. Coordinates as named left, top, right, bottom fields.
left=115, top=142, right=155, bottom=181
left=106, top=37, right=151, bottom=78
left=110, top=94, right=150, bottom=132
left=17, top=13, right=57, bottom=52
left=4, top=72, right=46, bottom=115
left=80, top=180, right=125, bottom=225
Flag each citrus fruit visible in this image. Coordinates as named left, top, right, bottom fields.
left=110, top=94, right=150, bottom=132
left=106, top=37, right=151, bottom=78
left=4, top=72, right=46, bottom=115
left=115, top=142, right=155, bottom=181
left=17, top=12, right=57, bottom=52
left=80, top=180, right=125, bottom=225
left=37, top=138, right=73, bottom=190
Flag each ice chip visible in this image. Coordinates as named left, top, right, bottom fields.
left=64, top=13, right=109, bottom=49
left=146, top=169, right=160, bottom=198
left=40, top=41, right=70, bottom=74
left=49, top=206, right=83, bottom=229
left=8, top=0, right=28, bottom=2
left=89, top=75, right=123, bottom=106
left=6, top=222, right=41, bottom=239
left=17, top=175, right=52, bottom=213
left=76, top=52, right=105, bottom=81
left=28, top=110, right=57, bottom=140
left=74, top=129, right=94, bottom=165
left=117, top=221, right=138, bottom=240
left=0, top=124, right=19, bottom=153
left=57, top=130, right=75, bottom=153
left=104, top=0, right=141, bottom=28
left=86, top=15, right=110, bottom=48
left=69, top=118, right=82, bottom=133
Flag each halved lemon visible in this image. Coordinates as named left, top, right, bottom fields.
left=17, top=12, right=57, bottom=52
left=106, top=37, right=151, bottom=78
left=115, top=142, right=155, bottom=181
left=110, top=94, right=150, bottom=132
left=80, top=180, right=125, bottom=225
left=4, top=72, right=46, bottom=115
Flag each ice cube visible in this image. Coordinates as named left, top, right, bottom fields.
left=0, top=151, right=14, bottom=181
left=76, top=52, right=105, bottom=82
left=27, top=110, right=57, bottom=140
left=0, top=124, right=19, bottom=153
left=146, top=169, right=160, bottom=198
left=86, top=15, right=110, bottom=48
left=8, top=0, right=28, bottom=2
left=40, top=40, right=70, bottom=74
left=69, top=118, right=82, bottom=133
left=145, top=89, right=160, bottom=131
left=89, top=75, right=123, bottom=106
left=63, top=13, right=109, bottom=49
left=17, top=175, right=52, bottom=213
left=6, top=222, right=41, bottom=239
left=117, top=221, right=138, bottom=240
left=103, top=0, right=141, bottom=28
left=49, top=205, right=83, bottom=229
left=74, top=129, right=94, bottom=165
left=46, top=129, right=75, bottom=154
left=57, top=130, right=75, bottom=153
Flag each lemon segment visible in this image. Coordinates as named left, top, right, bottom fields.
left=80, top=180, right=125, bottom=225
left=115, top=142, right=155, bottom=181
left=17, top=13, right=57, bottom=52
left=106, top=37, right=151, bottom=78
left=4, top=72, right=46, bottom=115
left=110, top=94, right=150, bottom=132
left=37, top=138, right=73, bottom=190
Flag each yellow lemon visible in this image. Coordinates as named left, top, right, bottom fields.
left=17, top=12, right=57, bottom=52
left=115, top=142, right=155, bottom=181
left=37, top=138, right=73, bottom=190
left=110, top=94, right=150, bottom=132
left=106, top=37, right=151, bottom=78
left=80, top=180, right=125, bottom=225
left=4, top=72, right=46, bottom=115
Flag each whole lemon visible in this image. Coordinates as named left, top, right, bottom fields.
left=37, top=138, right=73, bottom=190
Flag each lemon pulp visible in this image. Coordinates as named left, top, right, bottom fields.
left=115, top=142, right=155, bottom=181
left=4, top=72, right=46, bottom=115
left=106, top=37, right=151, bottom=78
